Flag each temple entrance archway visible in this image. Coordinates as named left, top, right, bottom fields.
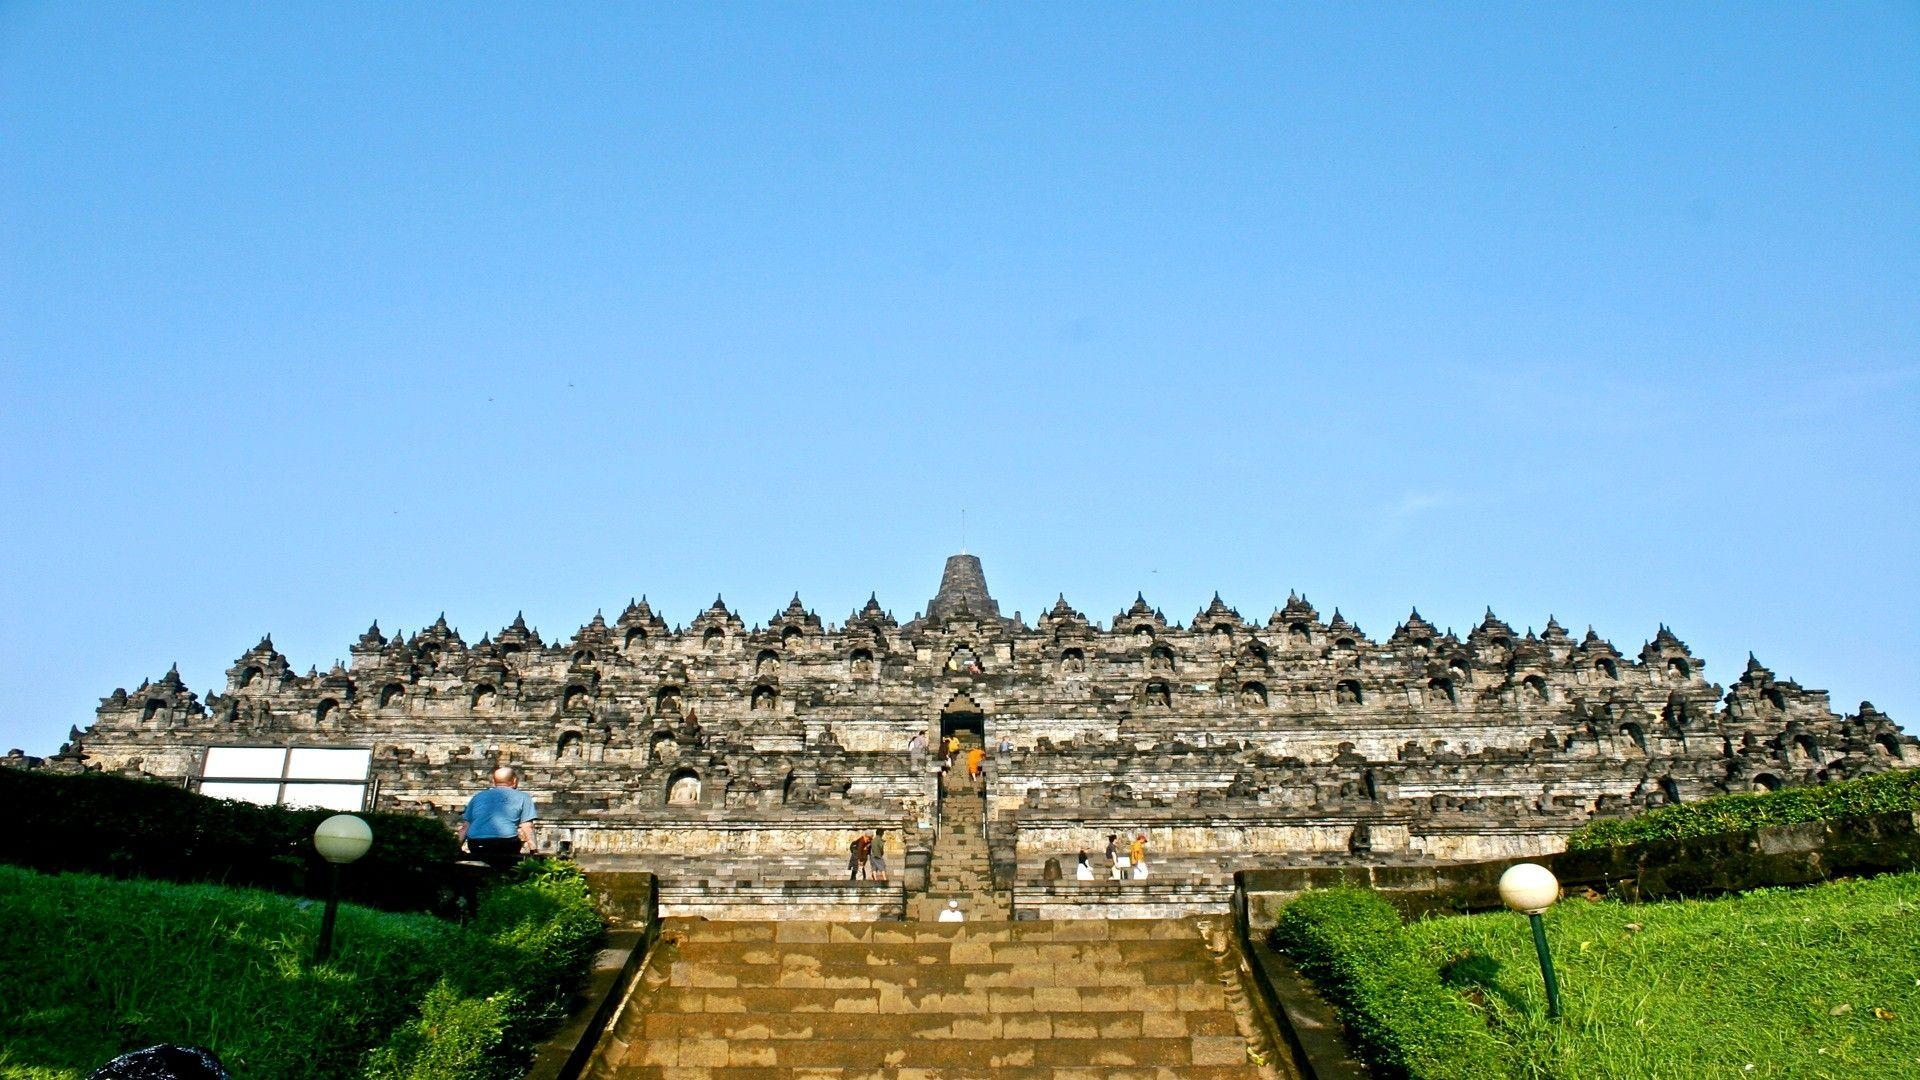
left=939, top=690, right=986, bottom=743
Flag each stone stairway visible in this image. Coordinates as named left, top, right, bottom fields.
left=909, top=751, right=1011, bottom=922
left=589, top=915, right=1289, bottom=1079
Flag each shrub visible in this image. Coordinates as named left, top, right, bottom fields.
left=362, top=982, right=518, bottom=1080
left=463, top=858, right=608, bottom=1023
left=1269, top=887, right=1509, bottom=1080
left=3, top=768, right=461, bottom=914
left=1567, top=767, right=1920, bottom=849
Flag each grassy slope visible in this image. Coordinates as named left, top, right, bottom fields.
left=0, top=864, right=586, bottom=1080
left=1405, top=873, right=1920, bottom=1079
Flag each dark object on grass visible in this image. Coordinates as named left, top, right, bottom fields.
left=90, top=1044, right=230, bottom=1080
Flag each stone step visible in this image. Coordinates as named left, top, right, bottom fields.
left=611, top=1065, right=1259, bottom=1079
left=672, top=938, right=1214, bottom=964
left=663, top=918, right=1206, bottom=943
left=624, top=1034, right=1250, bottom=1070
left=638, top=1008, right=1243, bottom=1041
left=663, top=959, right=1219, bottom=991
left=595, top=916, right=1277, bottom=1080
left=647, top=982, right=1231, bottom=1014
left=911, top=886, right=984, bottom=898
left=632, top=990, right=1239, bottom=1029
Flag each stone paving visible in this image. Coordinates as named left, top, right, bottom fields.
left=588, top=915, right=1289, bottom=1079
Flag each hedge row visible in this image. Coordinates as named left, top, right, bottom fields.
left=4, top=768, right=461, bottom=914
left=1268, top=887, right=1508, bottom=1080
left=0, top=857, right=604, bottom=1079
left=1566, top=767, right=1920, bottom=850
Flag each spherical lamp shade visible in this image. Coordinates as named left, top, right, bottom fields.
left=1498, top=862, right=1560, bottom=915
left=313, top=814, right=374, bottom=865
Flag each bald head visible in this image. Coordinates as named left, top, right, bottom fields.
left=491, top=765, right=518, bottom=787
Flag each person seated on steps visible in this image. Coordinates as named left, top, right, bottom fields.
left=938, top=899, right=965, bottom=922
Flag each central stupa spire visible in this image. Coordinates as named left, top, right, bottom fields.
left=922, top=552, right=1006, bottom=625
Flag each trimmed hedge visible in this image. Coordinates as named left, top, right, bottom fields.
left=0, top=857, right=603, bottom=1080
left=1567, top=767, right=1920, bottom=850
left=4, top=768, right=461, bottom=914
left=1269, top=888, right=1508, bottom=1080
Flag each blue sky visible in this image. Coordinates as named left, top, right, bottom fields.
left=2, top=4, right=1915, bottom=754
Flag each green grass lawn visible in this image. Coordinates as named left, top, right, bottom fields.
left=0, top=861, right=601, bottom=1080
left=1405, top=873, right=1920, bottom=1079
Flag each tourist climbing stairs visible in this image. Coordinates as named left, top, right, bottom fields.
left=910, top=734, right=1011, bottom=921
left=587, top=914, right=1289, bottom=1078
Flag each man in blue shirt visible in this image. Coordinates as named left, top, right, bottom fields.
left=458, top=765, right=537, bottom=869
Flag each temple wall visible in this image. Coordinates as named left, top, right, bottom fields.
left=61, top=573, right=1914, bottom=895
left=549, top=820, right=910, bottom=860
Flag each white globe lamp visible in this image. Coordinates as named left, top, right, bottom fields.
left=311, top=814, right=374, bottom=962
left=313, top=814, right=374, bottom=864
left=1498, top=862, right=1560, bottom=915
left=1498, top=862, right=1564, bottom=1019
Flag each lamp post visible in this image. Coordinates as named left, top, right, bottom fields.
left=1498, top=862, right=1563, bottom=1019
left=312, top=813, right=373, bottom=963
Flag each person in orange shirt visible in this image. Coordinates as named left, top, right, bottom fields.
left=1128, top=833, right=1147, bottom=877
left=965, top=745, right=986, bottom=780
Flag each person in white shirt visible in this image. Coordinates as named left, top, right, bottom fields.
left=1075, top=850, right=1095, bottom=880
left=937, top=899, right=965, bottom=922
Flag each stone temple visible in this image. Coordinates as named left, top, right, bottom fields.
left=66, top=553, right=1914, bottom=919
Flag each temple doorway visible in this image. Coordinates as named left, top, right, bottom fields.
left=939, top=691, right=986, bottom=745
left=941, top=708, right=984, bottom=742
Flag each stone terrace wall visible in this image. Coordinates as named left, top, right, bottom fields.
left=67, top=556, right=1915, bottom=889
